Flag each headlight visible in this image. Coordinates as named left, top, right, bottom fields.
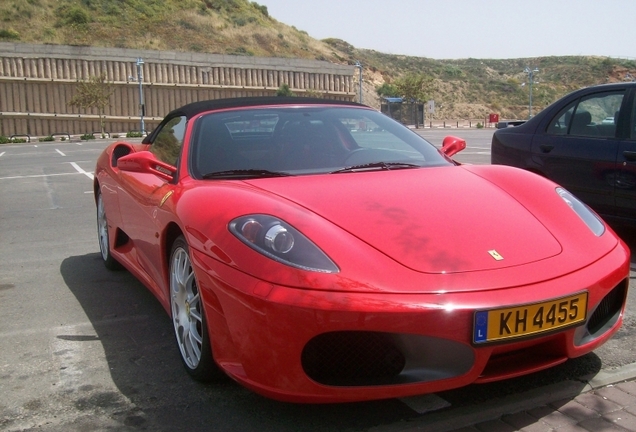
left=229, top=215, right=339, bottom=273
left=556, top=188, right=605, bottom=236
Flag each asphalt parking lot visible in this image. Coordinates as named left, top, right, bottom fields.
left=0, top=130, right=634, bottom=431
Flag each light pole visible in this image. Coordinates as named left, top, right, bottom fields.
left=524, top=67, right=539, bottom=118
left=136, top=58, right=145, bottom=134
left=355, top=61, right=363, bottom=104
left=129, top=58, right=145, bottom=134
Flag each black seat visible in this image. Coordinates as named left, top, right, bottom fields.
left=569, top=110, right=598, bottom=136
left=278, top=121, right=342, bottom=170
left=196, top=120, right=244, bottom=175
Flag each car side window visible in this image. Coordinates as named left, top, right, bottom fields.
left=150, top=115, right=187, bottom=166
left=547, top=91, right=624, bottom=138
left=575, top=93, right=623, bottom=137
left=547, top=103, right=575, bottom=135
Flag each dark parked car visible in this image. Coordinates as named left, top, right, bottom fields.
left=491, top=82, right=636, bottom=223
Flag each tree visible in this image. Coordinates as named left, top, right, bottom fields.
left=68, top=73, right=114, bottom=136
left=375, top=82, right=399, bottom=98
left=276, top=83, right=295, bottom=97
left=394, top=73, right=433, bottom=128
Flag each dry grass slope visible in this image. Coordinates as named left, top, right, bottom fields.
left=2, top=0, right=636, bottom=118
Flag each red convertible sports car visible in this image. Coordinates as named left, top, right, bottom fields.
left=95, top=97, right=630, bottom=403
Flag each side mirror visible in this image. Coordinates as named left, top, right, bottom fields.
left=441, top=136, right=467, bottom=157
left=117, top=151, right=176, bottom=182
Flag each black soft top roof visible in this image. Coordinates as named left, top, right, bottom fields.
left=168, top=96, right=367, bottom=120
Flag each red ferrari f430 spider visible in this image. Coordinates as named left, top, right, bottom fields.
left=95, top=97, right=630, bottom=403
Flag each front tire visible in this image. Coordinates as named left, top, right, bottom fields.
left=96, top=191, right=122, bottom=270
left=170, top=236, right=217, bottom=381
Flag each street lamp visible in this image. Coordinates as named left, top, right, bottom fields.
left=524, top=67, right=539, bottom=119
left=354, top=61, right=363, bottom=104
left=129, top=58, right=145, bottom=134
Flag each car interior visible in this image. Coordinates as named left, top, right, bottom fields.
left=192, top=109, right=435, bottom=177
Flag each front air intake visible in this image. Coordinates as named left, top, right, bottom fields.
left=301, top=331, right=405, bottom=386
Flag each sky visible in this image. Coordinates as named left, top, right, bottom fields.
left=257, top=0, right=636, bottom=60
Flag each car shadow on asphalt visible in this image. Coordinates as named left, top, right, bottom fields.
left=59, top=253, right=423, bottom=431
left=58, top=253, right=607, bottom=431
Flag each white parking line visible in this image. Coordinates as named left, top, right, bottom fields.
left=0, top=152, right=5, bottom=158
left=0, top=172, right=80, bottom=180
left=0, top=163, right=94, bottom=181
left=70, top=162, right=94, bottom=180
left=56, top=149, right=66, bottom=156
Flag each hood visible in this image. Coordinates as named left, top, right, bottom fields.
left=246, top=166, right=562, bottom=274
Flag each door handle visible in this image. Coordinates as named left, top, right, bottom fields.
left=624, top=151, right=636, bottom=162
left=540, top=145, right=554, bottom=153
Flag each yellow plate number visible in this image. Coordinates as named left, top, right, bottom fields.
left=474, top=292, right=588, bottom=344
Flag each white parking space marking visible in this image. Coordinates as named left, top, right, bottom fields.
left=0, top=152, right=5, bottom=158
left=0, top=172, right=80, bottom=180
left=1, top=148, right=102, bottom=157
left=70, top=162, right=94, bottom=180
left=0, top=162, right=94, bottom=181
left=56, top=149, right=66, bottom=156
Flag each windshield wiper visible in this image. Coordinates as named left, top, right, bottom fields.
left=202, top=169, right=291, bottom=179
left=331, top=162, right=421, bottom=174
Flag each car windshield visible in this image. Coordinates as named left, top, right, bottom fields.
left=190, top=106, right=451, bottom=179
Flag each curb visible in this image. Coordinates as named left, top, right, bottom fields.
left=370, top=361, right=636, bottom=432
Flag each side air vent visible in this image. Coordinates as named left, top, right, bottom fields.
left=587, top=281, right=627, bottom=335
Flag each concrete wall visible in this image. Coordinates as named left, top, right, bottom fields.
left=0, top=42, right=356, bottom=137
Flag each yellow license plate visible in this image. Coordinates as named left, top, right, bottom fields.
left=473, top=292, right=588, bottom=344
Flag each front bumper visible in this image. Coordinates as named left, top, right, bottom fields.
left=191, top=241, right=630, bottom=403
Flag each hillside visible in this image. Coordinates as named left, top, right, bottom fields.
left=2, top=0, right=636, bottom=119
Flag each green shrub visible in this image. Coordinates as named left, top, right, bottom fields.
left=276, top=84, right=294, bottom=97
left=80, top=133, right=95, bottom=140
left=39, top=135, right=55, bottom=142
left=476, top=122, right=484, bottom=129
left=0, top=135, right=9, bottom=144
left=0, top=29, right=20, bottom=41
left=126, top=131, right=143, bottom=138
left=112, top=134, right=120, bottom=138
left=226, top=46, right=254, bottom=56
left=11, top=138, right=27, bottom=143
left=253, top=3, right=269, bottom=17
left=55, top=5, right=90, bottom=27
left=232, top=16, right=247, bottom=26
